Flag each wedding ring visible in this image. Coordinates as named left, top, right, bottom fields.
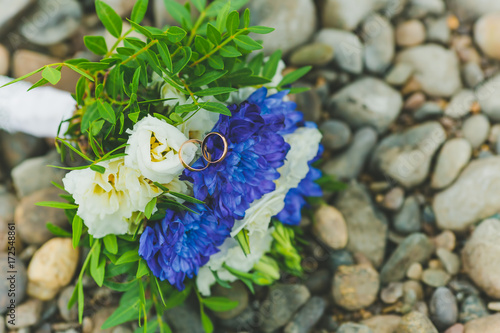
left=178, top=139, right=209, bottom=172
left=201, top=132, right=228, bottom=164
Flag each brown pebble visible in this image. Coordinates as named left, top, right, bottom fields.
left=401, top=78, right=422, bottom=96
left=404, top=92, right=426, bottom=110
left=407, top=262, right=423, bottom=280
left=432, top=230, right=456, bottom=251
left=444, top=323, right=464, bottom=333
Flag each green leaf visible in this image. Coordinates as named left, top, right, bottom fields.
left=168, top=191, right=205, bottom=204
left=287, top=87, right=310, bottom=94
left=211, top=270, right=231, bottom=288
left=157, top=42, right=173, bottom=72
left=190, top=70, right=227, bottom=87
left=202, top=102, right=231, bottom=116
left=136, top=259, right=149, bottom=278
left=243, top=8, right=250, bottom=28
left=92, top=258, right=106, bottom=287
left=78, top=282, right=84, bottom=323
left=202, top=297, right=239, bottom=312
left=103, top=234, right=118, bottom=254
left=104, top=278, right=138, bottom=291
left=236, top=76, right=271, bottom=86
left=234, top=35, right=263, bottom=50
left=262, top=50, right=282, bottom=79
left=173, top=47, right=192, bottom=74
left=42, top=66, right=61, bottom=85
left=167, top=26, right=187, bottom=43
left=208, top=55, right=224, bottom=70
left=84, top=36, right=108, bottom=55
left=206, top=23, right=221, bottom=45
left=77, top=61, right=112, bottom=72
left=131, top=0, right=149, bottom=23
left=90, top=164, right=106, bottom=174
left=46, top=223, right=71, bottom=237
left=226, top=11, right=240, bottom=36
left=101, top=299, right=143, bottom=329
left=97, top=100, right=116, bottom=124
left=235, top=229, right=251, bottom=256
left=194, top=87, right=237, bottom=96
left=95, top=0, right=123, bottom=38
left=247, top=26, right=275, bottom=34
left=36, top=201, right=78, bottom=209
left=194, top=36, right=210, bottom=55
left=81, top=104, right=101, bottom=132
left=133, top=320, right=158, bottom=333
left=75, top=76, right=86, bottom=105
left=248, top=52, right=263, bottom=75
left=27, top=77, right=49, bottom=91
left=65, top=63, right=95, bottom=81
left=163, top=0, right=192, bottom=29
left=190, top=0, right=206, bottom=12
left=116, top=250, right=140, bottom=265
left=144, top=197, right=157, bottom=219
left=278, top=66, right=312, bottom=87
left=91, top=119, right=105, bottom=136
left=165, top=285, right=192, bottom=309
left=129, top=112, right=140, bottom=123
left=194, top=64, right=206, bottom=76
left=127, top=19, right=153, bottom=39
left=219, top=45, right=241, bottom=58
left=215, top=1, right=231, bottom=32
left=175, top=103, right=198, bottom=114
left=0, top=67, right=45, bottom=88
left=201, top=312, right=214, bottom=333
left=72, top=215, right=83, bottom=248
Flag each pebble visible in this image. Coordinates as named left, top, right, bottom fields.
left=407, top=262, right=423, bottom=280
left=248, top=0, right=316, bottom=55
left=362, top=315, right=401, bottom=333
left=407, top=0, right=445, bottom=18
left=289, top=42, right=334, bottom=66
left=283, top=297, right=326, bottom=333
left=444, top=89, right=476, bottom=119
left=393, top=196, right=421, bottom=235
left=477, top=73, right=500, bottom=120
left=448, top=0, right=500, bottom=22
left=315, top=29, right=364, bottom=74
left=304, top=269, right=331, bottom=294
left=414, top=102, right=443, bottom=121
left=319, top=120, right=352, bottom=151
left=337, top=323, right=373, bottom=333
left=19, top=0, right=82, bottom=46
left=321, top=0, right=386, bottom=31
left=430, top=287, right=458, bottom=330
left=335, top=181, right=388, bottom=268
left=381, top=187, right=405, bottom=211
left=396, top=311, right=438, bottom=333
left=362, top=14, right=395, bottom=74
left=218, top=305, right=255, bottom=331
left=462, top=114, right=490, bottom=149
left=58, top=286, right=78, bottom=322
left=15, top=187, right=69, bottom=245
left=395, top=44, right=462, bottom=97
left=437, top=248, right=461, bottom=275
left=487, top=302, right=500, bottom=312
left=464, top=314, right=500, bottom=333
left=381, top=282, right=404, bottom=304
left=0, top=254, right=27, bottom=315
left=332, top=264, right=379, bottom=311
left=12, top=150, right=68, bottom=198
left=433, top=158, right=500, bottom=230
left=426, top=16, right=451, bottom=44
left=322, top=127, right=378, bottom=181
left=445, top=324, right=464, bottom=333
left=431, top=138, right=472, bottom=189
left=6, top=299, right=43, bottom=329
left=369, top=121, right=446, bottom=188
left=404, top=280, right=424, bottom=302
left=327, top=249, right=355, bottom=272
left=463, top=62, right=484, bottom=88
left=27, top=238, right=79, bottom=301
left=293, top=83, right=322, bottom=122
left=385, top=63, right=414, bottom=86
left=380, top=233, right=434, bottom=283
left=211, top=281, right=248, bottom=320
left=432, top=230, right=456, bottom=251
left=0, top=190, right=18, bottom=252
left=0, top=44, right=9, bottom=76
left=312, top=205, right=348, bottom=249
left=422, top=268, right=451, bottom=287
left=92, top=307, right=118, bottom=333
left=0, top=131, right=47, bottom=170
left=460, top=294, right=489, bottom=323
left=396, top=20, right=426, bottom=47
left=259, top=284, right=310, bottom=333
left=328, top=77, right=402, bottom=133
left=474, top=13, right=500, bottom=60
left=0, top=0, right=34, bottom=35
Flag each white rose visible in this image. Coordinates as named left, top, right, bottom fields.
left=161, top=82, right=187, bottom=109
left=124, top=115, right=197, bottom=184
left=231, top=126, right=322, bottom=236
left=176, top=107, right=220, bottom=141
left=196, top=228, right=274, bottom=296
left=62, top=158, right=162, bottom=238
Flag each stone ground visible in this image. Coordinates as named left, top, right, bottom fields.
left=2, top=0, right=500, bottom=332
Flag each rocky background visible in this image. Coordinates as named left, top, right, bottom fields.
left=2, top=0, right=500, bottom=332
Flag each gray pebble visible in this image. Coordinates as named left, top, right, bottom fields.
left=422, top=268, right=451, bottom=287
left=337, top=323, right=373, bottom=333
left=320, top=120, right=352, bottom=151
left=462, top=114, right=490, bottom=149
left=289, top=43, right=334, bottom=66
left=393, top=196, right=421, bottom=235
left=362, top=14, right=394, bottom=74
left=315, top=29, right=364, bottom=74
left=414, top=102, right=443, bottom=121
left=430, top=287, right=458, bottom=329
left=431, top=138, right=472, bottom=189
left=284, top=297, right=326, bottom=333
left=385, top=63, right=414, bottom=86
left=463, top=62, right=485, bottom=88
left=460, top=294, right=489, bottom=323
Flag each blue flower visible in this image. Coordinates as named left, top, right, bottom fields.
left=139, top=204, right=231, bottom=290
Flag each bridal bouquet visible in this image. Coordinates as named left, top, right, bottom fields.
left=3, top=0, right=329, bottom=331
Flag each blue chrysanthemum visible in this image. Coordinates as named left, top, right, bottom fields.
left=138, top=204, right=231, bottom=290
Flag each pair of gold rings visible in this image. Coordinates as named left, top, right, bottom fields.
left=178, top=132, right=228, bottom=172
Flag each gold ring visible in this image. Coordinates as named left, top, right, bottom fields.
left=178, top=139, right=209, bottom=172
left=201, top=132, right=228, bottom=164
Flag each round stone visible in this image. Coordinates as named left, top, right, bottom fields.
left=319, top=120, right=352, bottom=151
left=474, top=13, right=500, bottom=60
left=396, top=20, right=426, bottom=47
left=312, top=205, right=348, bottom=250
left=332, top=264, right=379, bottom=311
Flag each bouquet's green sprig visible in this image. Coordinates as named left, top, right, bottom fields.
left=271, top=221, right=304, bottom=276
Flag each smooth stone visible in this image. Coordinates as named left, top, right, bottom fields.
left=422, top=268, right=451, bottom=287
left=164, top=302, right=204, bottom=333
left=0, top=44, right=9, bottom=76
left=293, top=83, right=322, bottom=122
left=211, top=281, right=248, bottom=320
left=259, top=284, right=310, bottom=333
left=426, top=16, right=450, bottom=44
left=476, top=74, right=500, bottom=121
left=58, top=286, right=78, bottom=322
left=305, top=269, right=331, bottom=294
left=335, top=181, right=388, bottom=268
left=414, top=102, right=443, bottom=121
left=248, top=0, right=316, bottom=55
left=431, top=138, right=472, bottom=189
left=474, top=13, right=500, bottom=60
left=27, top=238, right=79, bottom=301
left=380, top=233, right=434, bottom=283
left=463, top=62, right=484, bottom=88
left=430, top=287, right=458, bottom=330
left=369, top=122, right=446, bottom=188
left=462, top=219, right=500, bottom=298
left=92, top=307, right=118, bottom=333
left=436, top=248, right=460, bottom=275
left=314, top=29, right=363, bottom=75
left=0, top=130, right=47, bottom=170
left=396, top=20, right=426, bottom=47
left=396, top=44, right=462, bottom=97
left=5, top=299, right=42, bottom=329
left=381, top=282, right=404, bottom=304
left=328, top=77, right=402, bottom=133
left=320, top=120, right=352, bottom=151
left=321, top=0, right=386, bottom=31
left=404, top=280, right=424, bottom=302
left=397, top=311, right=438, bottom=333
left=15, top=187, right=69, bottom=245
left=444, top=90, right=476, bottom=119
left=445, top=324, right=464, bottom=333
left=407, top=262, right=423, bottom=280
left=464, top=314, right=500, bottom=333
left=337, top=323, right=373, bottom=333
left=0, top=0, right=34, bottom=35
left=0, top=316, right=4, bottom=333
left=283, top=297, right=326, bottom=333
left=218, top=306, right=255, bottom=331
left=407, top=0, right=445, bottom=18
left=460, top=295, right=489, bottom=323
left=433, top=158, right=500, bottom=231
left=0, top=191, right=18, bottom=252
left=462, top=114, right=490, bottom=149
left=312, top=205, right=348, bottom=249
left=362, top=14, right=394, bottom=74
left=323, top=127, right=378, bottom=181
left=362, top=315, right=401, bottom=333
left=433, top=230, right=456, bottom=251
left=382, top=187, right=405, bottom=211
left=12, top=150, right=68, bottom=198
left=385, top=63, right=414, bottom=86
left=487, top=302, right=500, bottom=311
left=327, top=249, right=355, bottom=272
left=0, top=254, right=27, bottom=315
left=446, top=0, right=500, bottom=22
left=393, top=196, right=421, bottom=235
left=290, top=42, right=334, bottom=66
left=19, top=0, right=82, bottom=46
left=332, top=264, right=379, bottom=311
